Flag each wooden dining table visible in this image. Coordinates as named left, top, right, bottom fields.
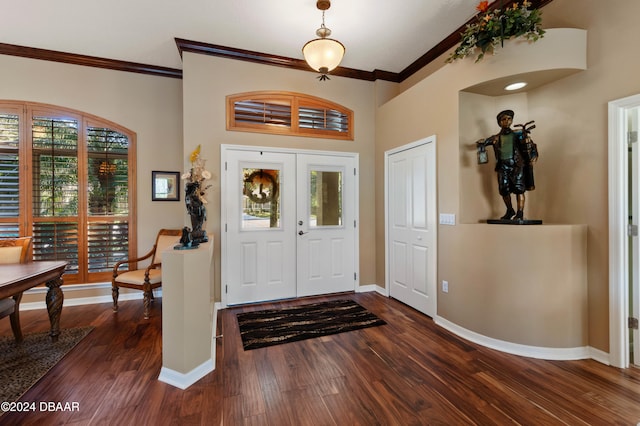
left=0, top=260, right=67, bottom=342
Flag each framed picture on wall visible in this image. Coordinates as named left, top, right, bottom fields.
left=152, top=171, right=180, bottom=201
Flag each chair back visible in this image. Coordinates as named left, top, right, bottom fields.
left=151, top=229, right=182, bottom=265
left=0, top=237, right=32, bottom=264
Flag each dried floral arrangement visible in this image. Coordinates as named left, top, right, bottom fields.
left=182, top=145, right=212, bottom=204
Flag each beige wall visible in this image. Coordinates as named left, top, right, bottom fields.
left=439, top=224, right=588, bottom=347
left=376, top=0, right=640, bottom=352
left=181, top=53, right=377, bottom=301
left=531, top=0, right=640, bottom=351
left=2, top=0, right=638, bottom=353
left=0, top=55, right=184, bottom=301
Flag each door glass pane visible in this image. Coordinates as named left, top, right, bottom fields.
left=309, top=170, right=342, bottom=227
left=242, top=168, right=280, bottom=229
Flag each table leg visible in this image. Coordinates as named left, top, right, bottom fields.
left=10, top=292, right=24, bottom=343
left=45, top=276, right=64, bottom=342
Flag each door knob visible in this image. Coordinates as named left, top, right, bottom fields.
left=298, top=230, right=308, bottom=235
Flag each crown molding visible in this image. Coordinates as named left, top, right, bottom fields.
left=174, top=38, right=400, bottom=83
left=0, top=0, right=552, bottom=83
left=0, top=42, right=182, bottom=79
left=176, top=0, right=553, bottom=83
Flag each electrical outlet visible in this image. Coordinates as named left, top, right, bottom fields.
left=442, top=280, right=449, bottom=293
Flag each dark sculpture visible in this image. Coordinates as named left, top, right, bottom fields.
left=175, top=226, right=198, bottom=250
left=185, top=181, right=208, bottom=244
left=476, top=109, right=539, bottom=223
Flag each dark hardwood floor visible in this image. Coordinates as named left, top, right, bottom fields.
left=1, top=291, right=639, bottom=425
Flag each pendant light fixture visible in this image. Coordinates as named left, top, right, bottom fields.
left=302, top=0, right=345, bottom=81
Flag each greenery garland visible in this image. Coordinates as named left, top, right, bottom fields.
left=446, top=0, right=545, bottom=63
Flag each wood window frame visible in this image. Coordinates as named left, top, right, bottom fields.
left=226, top=91, right=354, bottom=141
left=0, top=100, right=137, bottom=284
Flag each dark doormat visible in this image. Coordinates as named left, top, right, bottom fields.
left=236, top=299, right=386, bottom=350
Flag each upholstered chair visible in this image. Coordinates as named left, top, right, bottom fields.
left=111, top=229, right=182, bottom=319
left=0, top=236, right=33, bottom=342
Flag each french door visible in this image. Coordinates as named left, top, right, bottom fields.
left=223, top=147, right=357, bottom=305
left=296, top=154, right=356, bottom=297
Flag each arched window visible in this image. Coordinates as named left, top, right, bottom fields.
left=0, top=101, right=136, bottom=284
left=227, top=91, right=353, bottom=140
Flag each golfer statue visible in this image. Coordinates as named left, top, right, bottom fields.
left=476, top=109, right=539, bottom=223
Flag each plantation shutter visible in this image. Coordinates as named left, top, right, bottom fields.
left=227, top=92, right=353, bottom=140
left=234, top=100, right=292, bottom=128
left=298, top=105, right=349, bottom=133
left=31, top=117, right=80, bottom=274
left=86, top=126, right=130, bottom=273
left=0, top=113, right=20, bottom=237
left=0, top=101, right=136, bottom=283
left=87, top=221, right=129, bottom=273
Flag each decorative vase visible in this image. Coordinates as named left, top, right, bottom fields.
left=185, top=181, right=208, bottom=244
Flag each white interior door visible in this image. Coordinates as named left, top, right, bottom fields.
left=386, top=138, right=437, bottom=317
left=223, top=147, right=357, bottom=305
left=296, top=154, right=357, bottom=297
left=224, top=150, right=296, bottom=305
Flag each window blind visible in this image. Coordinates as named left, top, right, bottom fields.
left=0, top=113, right=20, bottom=219
left=87, top=221, right=129, bottom=273
left=299, top=106, right=349, bottom=133
left=0, top=102, right=136, bottom=282
left=234, top=100, right=292, bottom=128
left=32, top=221, right=79, bottom=274
left=227, top=92, right=353, bottom=140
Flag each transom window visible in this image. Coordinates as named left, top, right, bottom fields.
left=226, top=91, right=353, bottom=140
left=0, top=101, right=136, bottom=284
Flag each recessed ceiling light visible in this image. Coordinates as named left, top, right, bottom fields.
left=505, top=82, right=527, bottom=91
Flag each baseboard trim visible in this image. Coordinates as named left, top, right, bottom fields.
left=588, top=346, right=611, bottom=365
left=21, top=282, right=161, bottom=311
left=435, top=316, right=592, bottom=361
left=356, top=284, right=386, bottom=296
left=158, top=359, right=214, bottom=390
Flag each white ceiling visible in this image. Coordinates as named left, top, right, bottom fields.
left=1, top=0, right=480, bottom=74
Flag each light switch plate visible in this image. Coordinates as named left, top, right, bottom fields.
left=439, top=213, right=456, bottom=225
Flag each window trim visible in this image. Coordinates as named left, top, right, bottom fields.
left=0, top=100, right=137, bottom=284
left=226, top=91, right=354, bottom=140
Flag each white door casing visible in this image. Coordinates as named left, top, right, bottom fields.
left=629, top=105, right=640, bottom=366
left=608, top=93, right=640, bottom=368
left=632, top=140, right=640, bottom=367
left=385, top=137, right=437, bottom=317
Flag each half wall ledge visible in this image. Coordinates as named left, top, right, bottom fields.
left=437, top=223, right=588, bottom=359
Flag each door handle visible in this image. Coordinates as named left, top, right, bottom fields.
left=298, top=230, right=308, bottom=236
